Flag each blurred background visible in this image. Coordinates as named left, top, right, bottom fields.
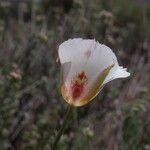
left=0, top=0, right=149, bottom=150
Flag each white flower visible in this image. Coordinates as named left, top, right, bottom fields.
left=58, top=38, right=130, bottom=107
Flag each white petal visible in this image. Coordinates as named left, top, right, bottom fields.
left=83, top=42, right=119, bottom=88
left=61, top=62, right=71, bottom=82
left=59, top=38, right=97, bottom=84
left=103, top=66, right=130, bottom=84
left=59, top=38, right=82, bottom=64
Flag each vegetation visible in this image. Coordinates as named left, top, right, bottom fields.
left=0, top=0, right=149, bottom=149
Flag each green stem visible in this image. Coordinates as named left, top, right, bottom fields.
left=52, top=105, right=75, bottom=150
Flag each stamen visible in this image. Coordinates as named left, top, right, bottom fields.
left=78, top=72, right=86, bottom=80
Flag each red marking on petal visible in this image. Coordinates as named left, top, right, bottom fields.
left=71, top=81, right=84, bottom=99
left=85, top=50, right=91, bottom=58
left=71, top=71, right=87, bottom=100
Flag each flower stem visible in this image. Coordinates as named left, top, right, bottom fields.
left=52, top=105, right=75, bottom=150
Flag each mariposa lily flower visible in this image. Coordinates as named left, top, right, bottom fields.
left=58, top=38, right=130, bottom=107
